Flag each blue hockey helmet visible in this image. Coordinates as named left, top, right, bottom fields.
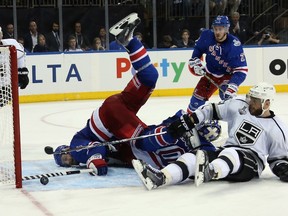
left=53, top=145, right=69, bottom=166
left=197, top=120, right=221, bottom=142
left=212, top=16, right=230, bottom=28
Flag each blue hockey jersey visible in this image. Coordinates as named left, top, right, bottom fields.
left=192, top=29, right=248, bottom=86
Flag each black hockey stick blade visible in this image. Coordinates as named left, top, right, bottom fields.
left=22, top=168, right=94, bottom=181
left=44, top=146, right=54, bottom=155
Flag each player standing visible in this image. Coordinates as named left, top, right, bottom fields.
left=0, top=26, right=29, bottom=90
left=52, top=13, right=217, bottom=176
left=187, top=15, right=248, bottom=112
left=0, top=26, right=29, bottom=107
left=133, top=82, right=288, bottom=190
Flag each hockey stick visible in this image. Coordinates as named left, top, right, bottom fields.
left=204, top=73, right=225, bottom=94
left=22, top=168, right=94, bottom=184
left=44, top=131, right=167, bottom=155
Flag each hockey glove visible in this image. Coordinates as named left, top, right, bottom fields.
left=87, top=154, right=108, bottom=176
left=224, top=83, right=238, bottom=100
left=167, top=114, right=195, bottom=138
left=273, top=163, right=288, bottom=182
left=18, top=67, right=29, bottom=89
left=188, top=57, right=206, bottom=76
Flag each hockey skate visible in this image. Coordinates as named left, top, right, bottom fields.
left=132, top=159, right=165, bottom=191
left=194, top=150, right=215, bottom=187
left=109, top=13, right=141, bottom=46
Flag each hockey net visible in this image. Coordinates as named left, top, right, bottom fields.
left=0, top=45, right=22, bottom=188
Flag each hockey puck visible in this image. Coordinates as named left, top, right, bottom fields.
left=40, top=176, right=49, bottom=185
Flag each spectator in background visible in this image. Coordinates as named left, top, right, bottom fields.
left=158, top=35, right=177, bottom=48
left=64, top=35, right=83, bottom=52
left=257, top=29, right=280, bottom=46
left=69, top=22, right=90, bottom=50
left=33, top=34, right=50, bottom=52
left=229, top=12, right=251, bottom=44
left=177, top=29, right=195, bottom=48
left=228, top=0, right=241, bottom=15
left=98, top=27, right=107, bottom=49
left=210, top=0, right=227, bottom=15
left=24, top=21, right=40, bottom=52
left=3, top=23, right=14, bottom=39
left=210, top=0, right=241, bottom=16
left=134, top=32, right=149, bottom=48
left=89, top=37, right=105, bottom=51
left=191, top=0, right=205, bottom=16
left=46, top=21, right=61, bottom=52
left=171, top=0, right=184, bottom=17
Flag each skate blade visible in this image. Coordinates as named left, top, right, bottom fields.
left=194, top=150, right=205, bottom=187
left=109, top=13, right=138, bottom=36
left=132, top=159, right=154, bottom=191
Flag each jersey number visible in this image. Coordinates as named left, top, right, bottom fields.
left=155, top=146, right=186, bottom=164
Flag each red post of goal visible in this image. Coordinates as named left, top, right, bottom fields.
left=10, top=46, right=22, bottom=188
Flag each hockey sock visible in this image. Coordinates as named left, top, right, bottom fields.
left=127, top=37, right=151, bottom=71
left=211, top=147, right=242, bottom=179
left=211, top=158, right=229, bottom=179
left=188, top=96, right=205, bottom=112
left=126, top=38, right=158, bottom=88
left=162, top=153, right=196, bottom=185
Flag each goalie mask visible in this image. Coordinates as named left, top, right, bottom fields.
left=53, top=145, right=69, bottom=166
left=197, top=120, right=221, bottom=142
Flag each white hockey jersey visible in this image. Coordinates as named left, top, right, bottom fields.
left=194, top=97, right=288, bottom=175
left=1, top=39, right=26, bottom=88
left=1, top=38, right=26, bottom=68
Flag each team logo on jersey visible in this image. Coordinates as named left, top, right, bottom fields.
left=235, top=120, right=262, bottom=146
left=238, top=106, right=247, bottom=115
left=233, top=39, right=241, bottom=46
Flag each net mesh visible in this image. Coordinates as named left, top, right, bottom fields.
left=0, top=46, right=15, bottom=185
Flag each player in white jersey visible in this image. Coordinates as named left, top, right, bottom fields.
left=133, top=82, right=288, bottom=190
left=0, top=26, right=29, bottom=90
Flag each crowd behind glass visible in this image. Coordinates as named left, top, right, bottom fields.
left=1, top=0, right=287, bottom=52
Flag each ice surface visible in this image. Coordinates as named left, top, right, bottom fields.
left=1, top=94, right=288, bottom=216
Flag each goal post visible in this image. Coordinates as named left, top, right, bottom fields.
left=0, top=45, right=22, bottom=188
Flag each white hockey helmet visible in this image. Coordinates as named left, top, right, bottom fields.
left=247, top=82, right=276, bottom=108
